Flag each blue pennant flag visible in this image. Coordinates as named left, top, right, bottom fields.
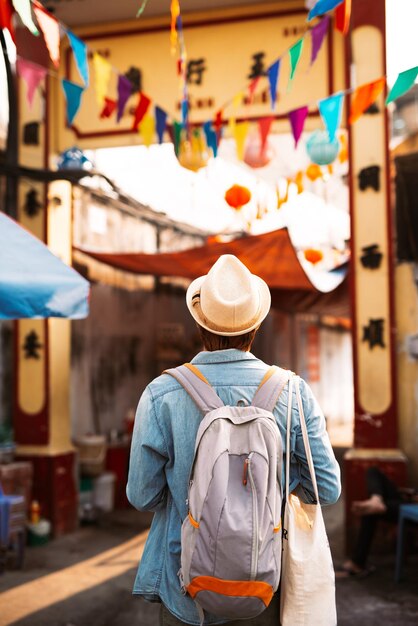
left=267, top=60, right=281, bottom=110
left=203, top=121, right=218, bottom=157
left=181, top=98, right=189, bottom=126
left=155, top=106, right=168, bottom=143
left=308, top=0, right=344, bottom=22
left=62, top=79, right=85, bottom=125
left=318, top=92, right=344, bottom=142
left=67, top=31, right=89, bottom=87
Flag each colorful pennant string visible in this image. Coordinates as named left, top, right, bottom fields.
left=139, top=114, right=155, bottom=146
left=289, top=105, right=309, bottom=147
left=308, top=0, right=344, bottom=21
left=100, top=97, right=117, bottom=119
left=93, top=53, right=112, bottom=106
left=61, top=79, right=85, bottom=125
left=267, top=60, right=281, bottom=110
left=116, top=75, right=133, bottom=123
left=288, top=39, right=304, bottom=90
left=386, top=66, right=418, bottom=105
left=318, top=92, right=344, bottom=141
left=67, top=32, right=89, bottom=87
left=0, top=0, right=16, bottom=43
left=349, top=78, right=385, bottom=124
left=335, top=0, right=351, bottom=35
left=155, top=106, right=168, bottom=143
left=233, top=121, right=249, bottom=160
left=132, top=92, right=151, bottom=131
left=16, top=58, right=47, bottom=107
left=33, top=6, right=60, bottom=67
left=12, top=0, right=38, bottom=36
left=310, top=15, right=330, bottom=65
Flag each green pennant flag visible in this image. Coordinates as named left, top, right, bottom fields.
left=173, top=121, right=182, bottom=156
left=288, top=38, right=304, bottom=90
left=386, top=66, right=418, bottom=105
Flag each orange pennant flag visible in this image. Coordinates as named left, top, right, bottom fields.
left=349, top=77, right=386, bottom=124
left=33, top=6, right=60, bottom=67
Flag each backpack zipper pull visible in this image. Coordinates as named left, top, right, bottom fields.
left=243, top=457, right=250, bottom=486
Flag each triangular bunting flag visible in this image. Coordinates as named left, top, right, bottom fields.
left=248, top=77, right=260, bottom=104
left=116, top=75, right=132, bottom=123
left=310, top=16, right=330, bottom=66
left=335, top=0, right=351, bottom=35
left=289, top=106, right=309, bottom=147
left=318, top=92, right=344, bottom=141
left=203, top=121, right=218, bottom=157
left=181, top=98, right=189, bottom=126
left=267, top=60, right=280, bottom=110
left=233, top=121, right=249, bottom=160
left=16, top=58, right=47, bottom=108
left=288, top=39, right=304, bottom=89
left=228, top=92, right=243, bottom=135
left=214, top=110, right=223, bottom=147
left=33, top=6, right=60, bottom=67
left=61, top=79, right=85, bottom=125
left=349, top=78, right=386, bottom=124
left=100, top=98, right=117, bottom=119
left=67, top=32, right=89, bottom=87
left=93, top=53, right=112, bottom=107
left=132, top=92, right=151, bottom=130
left=308, top=0, right=344, bottom=21
left=259, top=116, right=274, bottom=154
left=12, top=0, right=38, bottom=36
left=170, top=0, right=180, bottom=54
left=173, top=120, right=182, bottom=156
left=139, top=114, right=155, bottom=147
left=386, top=66, right=418, bottom=105
left=0, top=0, right=16, bottom=43
left=155, top=106, right=168, bottom=143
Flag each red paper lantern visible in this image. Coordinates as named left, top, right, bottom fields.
left=304, top=248, right=324, bottom=265
left=224, top=185, right=252, bottom=210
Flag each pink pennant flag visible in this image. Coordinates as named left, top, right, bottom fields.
left=16, top=58, right=47, bottom=108
left=289, top=106, right=309, bottom=147
left=259, top=116, right=274, bottom=154
left=33, top=6, right=60, bottom=67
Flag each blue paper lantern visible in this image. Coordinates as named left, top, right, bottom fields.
left=306, top=130, right=340, bottom=166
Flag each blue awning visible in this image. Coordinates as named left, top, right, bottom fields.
left=0, top=213, right=89, bottom=319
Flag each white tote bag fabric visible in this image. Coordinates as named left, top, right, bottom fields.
left=280, top=375, right=337, bottom=626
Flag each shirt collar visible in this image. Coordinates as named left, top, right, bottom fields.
left=191, top=349, right=259, bottom=365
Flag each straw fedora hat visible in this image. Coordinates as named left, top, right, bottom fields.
left=186, top=254, right=271, bottom=336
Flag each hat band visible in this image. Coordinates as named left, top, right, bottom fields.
left=192, top=295, right=262, bottom=333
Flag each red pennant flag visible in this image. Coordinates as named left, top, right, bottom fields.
left=100, top=97, right=117, bottom=119
left=214, top=109, right=223, bottom=146
left=335, top=0, right=351, bottom=35
left=0, top=0, right=15, bottom=43
left=248, top=77, right=260, bottom=104
left=259, top=116, right=274, bottom=154
left=132, top=92, right=151, bottom=130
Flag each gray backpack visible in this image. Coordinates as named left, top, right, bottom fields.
left=166, top=363, right=290, bottom=623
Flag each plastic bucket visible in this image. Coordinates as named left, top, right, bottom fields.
left=75, top=435, right=107, bottom=477
left=93, top=472, right=116, bottom=512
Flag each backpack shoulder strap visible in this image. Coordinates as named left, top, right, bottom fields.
left=164, top=363, right=224, bottom=415
left=251, top=365, right=290, bottom=413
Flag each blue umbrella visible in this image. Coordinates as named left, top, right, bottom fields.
left=0, top=213, right=89, bottom=319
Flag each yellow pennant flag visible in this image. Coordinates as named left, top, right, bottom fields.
left=229, top=92, right=244, bottom=136
left=233, top=121, right=249, bottom=161
left=93, top=53, right=112, bottom=106
left=139, top=114, right=155, bottom=146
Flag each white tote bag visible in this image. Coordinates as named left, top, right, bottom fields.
left=280, top=375, right=337, bottom=626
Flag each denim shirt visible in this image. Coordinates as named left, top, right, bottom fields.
left=127, top=349, right=341, bottom=625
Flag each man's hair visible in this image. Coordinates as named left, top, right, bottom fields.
left=197, top=324, right=258, bottom=352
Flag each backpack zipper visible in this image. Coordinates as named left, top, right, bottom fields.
left=246, top=452, right=259, bottom=580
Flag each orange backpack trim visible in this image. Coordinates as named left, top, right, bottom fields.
left=187, top=576, right=274, bottom=607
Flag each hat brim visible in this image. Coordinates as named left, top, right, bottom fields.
left=186, top=273, right=271, bottom=336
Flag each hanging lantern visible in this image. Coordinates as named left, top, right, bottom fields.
left=304, top=248, right=324, bottom=265
left=178, top=129, right=210, bottom=171
left=224, top=184, right=252, bottom=210
left=243, top=131, right=274, bottom=168
left=306, top=163, right=322, bottom=181
left=306, top=130, right=340, bottom=166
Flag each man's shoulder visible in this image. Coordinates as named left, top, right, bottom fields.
left=147, top=370, right=184, bottom=401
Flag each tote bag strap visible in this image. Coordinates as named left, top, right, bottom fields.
left=286, top=374, right=320, bottom=503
